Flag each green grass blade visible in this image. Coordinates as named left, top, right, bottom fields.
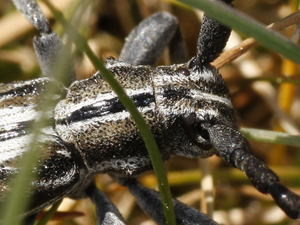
left=241, top=128, right=300, bottom=147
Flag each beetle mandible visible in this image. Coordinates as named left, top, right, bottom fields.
left=1, top=0, right=300, bottom=224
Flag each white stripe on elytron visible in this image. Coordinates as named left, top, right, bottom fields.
left=190, top=89, right=232, bottom=107
left=0, top=135, right=30, bottom=163
left=0, top=107, right=37, bottom=126
left=154, top=69, right=219, bottom=84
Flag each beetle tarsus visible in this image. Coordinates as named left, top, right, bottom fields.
left=196, top=0, right=234, bottom=65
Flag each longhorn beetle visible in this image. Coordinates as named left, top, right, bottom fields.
left=1, top=0, right=300, bottom=224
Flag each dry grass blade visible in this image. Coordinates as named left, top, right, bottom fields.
left=213, top=10, right=300, bottom=69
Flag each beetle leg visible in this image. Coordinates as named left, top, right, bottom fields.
left=11, top=0, right=75, bottom=86
left=85, top=183, right=126, bottom=225
left=188, top=0, right=233, bottom=69
left=116, top=178, right=219, bottom=225
left=119, top=12, right=187, bottom=66
left=21, top=214, right=37, bottom=225
left=205, top=124, right=300, bottom=219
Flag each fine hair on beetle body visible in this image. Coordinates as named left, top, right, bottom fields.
left=1, top=0, right=300, bottom=225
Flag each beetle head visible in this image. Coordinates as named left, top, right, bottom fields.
left=154, top=60, right=238, bottom=158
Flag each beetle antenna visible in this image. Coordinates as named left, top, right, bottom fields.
left=205, top=124, right=300, bottom=219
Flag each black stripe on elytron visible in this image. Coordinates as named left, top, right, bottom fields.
left=0, top=81, right=47, bottom=99
left=62, top=92, right=155, bottom=125
left=195, top=80, right=229, bottom=97
left=0, top=120, right=33, bottom=141
left=162, top=87, right=192, bottom=101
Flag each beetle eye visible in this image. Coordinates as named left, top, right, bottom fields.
left=195, top=122, right=210, bottom=140
left=175, top=67, right=190, bottom=76
left=183, top=114, right=212, bottom=150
